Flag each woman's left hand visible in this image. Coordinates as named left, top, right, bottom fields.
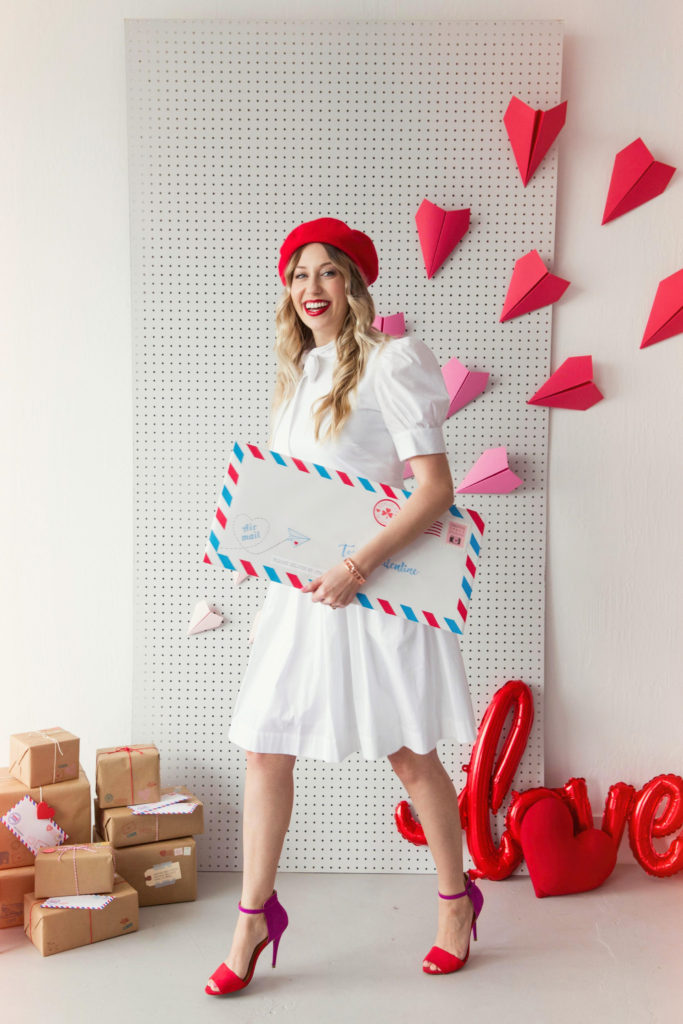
left=301, top=562, right=364, bottom=609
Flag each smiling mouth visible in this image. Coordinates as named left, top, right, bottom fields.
left=303, top=301, right=331, bottom=316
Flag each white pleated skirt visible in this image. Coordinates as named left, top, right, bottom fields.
left=227, top=582, right=477, bottom=763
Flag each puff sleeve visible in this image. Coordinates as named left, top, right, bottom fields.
left=373, top=335, right=450, bottom=461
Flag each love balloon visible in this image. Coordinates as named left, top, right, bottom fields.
left=394, top=679, right=683, bottom=879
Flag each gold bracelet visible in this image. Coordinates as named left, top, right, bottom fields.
left=343, top=557, right=366, bottom=584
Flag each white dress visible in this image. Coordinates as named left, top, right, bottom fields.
left=227, top=334, right=477, bottom=762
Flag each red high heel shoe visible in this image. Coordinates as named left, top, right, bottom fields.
left=422, top=872, right=484, bottom=975
left=205, top=889, right=289, bottom=995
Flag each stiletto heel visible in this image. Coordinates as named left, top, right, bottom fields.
left=205, top=889, right=289, bottom=995
left=422, top=872, right=484, bottom=975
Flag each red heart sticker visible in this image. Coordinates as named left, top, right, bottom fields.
left=520, top=797, right=617, bottom=898
left=37, top=801, right=55, bottom=820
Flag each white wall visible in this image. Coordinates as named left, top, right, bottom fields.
left=2, top=0, right=682, bottom=822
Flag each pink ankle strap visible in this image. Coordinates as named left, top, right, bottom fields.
left=438, top=873, right=473, bottom=900
left=238, top=902, right=264, bottom=914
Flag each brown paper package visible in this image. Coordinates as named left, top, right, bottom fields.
left=95, top=786, right=204, bottom=848
left=94, top=831, right=196, bottom=907
left=0, top=866, right=35, bottom=929
left=24, top=875, right=138, bottom=955
left=0, top=766, right=91, bottom=871
left=95, top=745, right=160, bottom=809
left=34, top=842, right=115, bottom=898
left=9, top=728, right=80, bottom=788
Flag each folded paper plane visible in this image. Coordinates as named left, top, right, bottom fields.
left=187, top=599, right=224, bottom=635
left=372, top=313, right=406, bottom=337
left=503, top=96, right=567, bottom=186
left=232, top=568, right=250, bottom=586
left=500, top=250, right=570, bottom=322
left=602, top=138, right=675, bottom=225
left=415, top=199, right=470, bottom=278
left=456, top=447, right=523, bottom=494
left=442, top=356, right=489, bottom=417
left=528, top=356, right=603, bottom=409
left=641, top=268, right=683, bottom=348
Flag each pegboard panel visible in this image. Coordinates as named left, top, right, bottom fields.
left=126, top=19, right=563, bottom=873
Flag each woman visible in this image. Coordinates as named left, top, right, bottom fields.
left=205, top=217, right=484, bottom=996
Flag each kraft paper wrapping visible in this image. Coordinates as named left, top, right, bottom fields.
left=0, top=865, right=35, bottom=929
left=9, top=728, right=79, bottom=788
left=95, top=745, right=160, bottom=809
left=34, top=843, right=115, bottom=898
left=24, top=875, right=138, bottom=955
left=94, top=832, right=197, bottom=907
left=95, top=786, right=204, bottom=848
left=0, top=766, right=91, bottom=871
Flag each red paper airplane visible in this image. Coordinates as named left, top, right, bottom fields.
left=500, top=250, right=570, bottom=322
left=527, top=356, right=603, bottom=409
left=415, top=199, right=470, bottom=278
left=602, top=138, right=675, bottom=225
left=372, top=313, right=406, bottom=337
left=503, top=96, right=567, bottom=186
left=641, top=268, right=683, bottom=348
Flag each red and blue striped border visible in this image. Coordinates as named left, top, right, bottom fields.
left=204, top=441, right=484, bottom=633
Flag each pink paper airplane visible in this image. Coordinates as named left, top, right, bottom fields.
left=442, top=356, right=489, bottom=418
left=602, top=138, right=675, bottom=225
left=500, top=250, right=570, bottom=322
left=232, top=568, right=250, bottom=586
left=187, top=599, right=224, bottom=635
left=372, top=313, right=406, bottom=337
left=641, top=268, right=683, bottom=349
left=503, top=96, right=567, bottom=186
left=415, top=199, right=470, bottom=278
left=455, top=447, right=523, bottom=494
left=527, top=356, right=603, bottom=409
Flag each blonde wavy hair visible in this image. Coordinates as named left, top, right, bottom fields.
left=271, top=243, right=391, bottom=444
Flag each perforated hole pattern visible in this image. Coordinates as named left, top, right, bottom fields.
left=127, top=18, right=563, bottom=872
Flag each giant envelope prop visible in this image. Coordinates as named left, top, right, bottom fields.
left=602, top=138, right=675, bottom=225
left=527, top=356, right=603, bottom=410
left=456, top=447, right=522, bottom=494
left=500, top=250, right=570, bottom=322
left=503, top=96, right=567, bottom=186
left=372, top=313, right=406, bottom=337
left=204, top=441, right=485, bottom=634
left=415, top=199, right=470, bottom=278
left=641, top=268, right=683, bottom=349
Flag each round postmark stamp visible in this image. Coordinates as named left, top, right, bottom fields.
left=373, top=498, right=401, bottom=526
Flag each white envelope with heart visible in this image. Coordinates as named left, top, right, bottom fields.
left=203, top=440, right=485, bottom=633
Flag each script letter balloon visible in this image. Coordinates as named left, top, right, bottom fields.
left=601, top=782, right=636, bottom=850
left=394, top=800, right=427, bottom=846
left=465, top=680, right=534, bottom=880
left=628, top=774, right=683, bottom=877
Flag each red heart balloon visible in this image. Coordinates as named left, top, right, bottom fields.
left=520, top=797, right=617, bottom=897
left=36, top=801, right=55, bottom=820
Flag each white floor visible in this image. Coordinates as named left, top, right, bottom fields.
left=2, top=865, right=681, bottom=1023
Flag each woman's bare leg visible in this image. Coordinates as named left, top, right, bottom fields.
left=207, top=750, right=295, bottom=989
left=387, top=745, right=474, bottom=972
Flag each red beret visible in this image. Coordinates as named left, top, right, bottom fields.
left=278, top=217, right=378, bottom=287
